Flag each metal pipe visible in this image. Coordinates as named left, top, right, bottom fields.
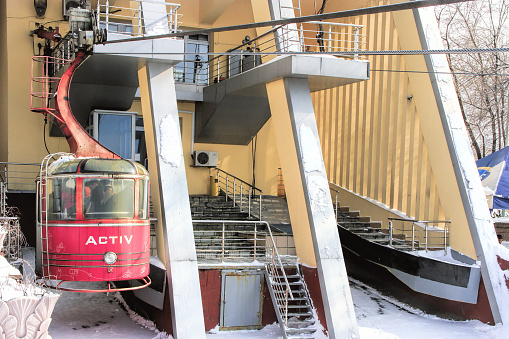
left=221, top=222, right=225, bottom=262
left=425, top=223, right=428, bottom=252
left=389, top=221, right=393, bottom=247
left=412, top=222, right=415, bottom=252
left=259, top=193, right=262, bottom=221
left=254, top=222, right=257, bottom=261
left=240, top=182, right=243, bottom=212
left=444, top=224, right=448, bottom=255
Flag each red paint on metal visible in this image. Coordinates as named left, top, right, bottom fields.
left=301, top=266, right=328, bottom=335
left=497, top=255, right=509, bottom=289
left=54, top=51, right=119, bottom=158
left=199, top=270, right=222, bottom=331
left=42, top=221, right=150, bottom=281
left=261, top=275, right=277, bottom=326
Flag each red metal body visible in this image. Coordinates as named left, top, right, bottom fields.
left=42, top=220, right=150, bottom=282
left=31, top=48, right=151, bottom=292
left=38, top=158, right=151, bottom=287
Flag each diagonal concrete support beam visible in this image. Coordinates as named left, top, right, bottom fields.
left=267, top=77, right=359, bottom=338
left=138, top=63, right=206, bottom=338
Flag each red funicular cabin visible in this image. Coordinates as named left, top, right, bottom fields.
left=31, top=49, right=151, bottom=292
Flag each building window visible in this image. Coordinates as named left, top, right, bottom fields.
left=174, top=34, right=209, bottom=85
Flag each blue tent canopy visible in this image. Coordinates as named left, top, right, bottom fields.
left=476, top=146, right=509, bottom=209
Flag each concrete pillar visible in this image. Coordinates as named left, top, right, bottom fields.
left=138, top=62, right=206, bottom=338
left=267, top=77, right=359, bottom=338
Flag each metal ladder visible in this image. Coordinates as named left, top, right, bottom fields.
left=265, top=262, right=318, bottom=339
left=37, top=153, right=71, bottom=279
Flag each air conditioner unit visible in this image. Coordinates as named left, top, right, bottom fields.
left=62, top=0, right=80, bottom=20
left=194, top=151, right=218, bottom=167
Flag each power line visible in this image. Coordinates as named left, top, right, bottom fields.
left=101, top=47, right=509, bottom=56
left=102, top=0, right=473, bottom=45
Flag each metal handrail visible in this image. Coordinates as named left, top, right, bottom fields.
left=97, top=0, right=182, bottom=39
left=202, top=20, right=367, bottom=85
left=192, top=219, right=294, bottom=324
left=388, top=217, right=451, bottom=254
left=211, top=168, right=263, bottom=220
left=0, top=161, right=43, bottom=192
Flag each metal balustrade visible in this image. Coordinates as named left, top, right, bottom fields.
left=330, top=185, right=450, bottom=253
left=0, top=162, right=41, bottom=193
left=96, top=0, right=182, bottom=38
left=388, top=218, right=451, bottom=254
left=211, top=168, right=263, bottom=220
left=193, top=219, right=294, bottom=326
left=198, top=21, right=366, bottom=85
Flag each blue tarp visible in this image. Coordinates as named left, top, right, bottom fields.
left=476, top=146, right=509, bottom=209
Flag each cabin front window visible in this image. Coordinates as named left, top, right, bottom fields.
left=48, top=178, right=76, bottom=220
left=83, top=179, right=135, bottom=219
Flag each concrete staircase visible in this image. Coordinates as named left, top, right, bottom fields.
left=335, top=206, right=416, bottom=251
left=190, top=195, right=265, bottom=261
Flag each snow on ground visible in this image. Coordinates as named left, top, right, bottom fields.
left=14, top=248, right=507, bottom=338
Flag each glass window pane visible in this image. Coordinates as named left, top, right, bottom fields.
left=82, top=159, right=136, bottom=174
left=83, top=178, right=134, bottom=219
left=48, top=178, right=76, bottom=220
left=139, top=179, right=148, bottom=220
left=98, top=114, right=132, bottom=159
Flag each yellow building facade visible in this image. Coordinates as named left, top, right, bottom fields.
left=2, top=0, right=509, bottom=333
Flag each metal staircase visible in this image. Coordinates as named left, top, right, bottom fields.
left=265, top=263, right=318, bottom=339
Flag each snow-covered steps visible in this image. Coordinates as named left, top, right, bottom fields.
left=265, top=263, right=319, bottom=339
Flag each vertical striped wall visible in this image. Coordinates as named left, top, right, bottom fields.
left=312, top=1, right=445, bottom=223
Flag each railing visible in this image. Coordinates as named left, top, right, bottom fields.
left=30, top=56, right=72, bottom=115
left=0, top=162, right=41, bottom=192
left=0, top=180, right=26, bottom=263
left=264, top=225, right=295, bottom=328
left=388, top=218, right=451, bottom=254
left=203, top=21, right=366, bottom=85
left=330, top=186, right=341, bottom=219
left=212, top=168, right=263, bottom=220
left=97, top=0, right=182, bottom=38
left=193, top=219, right=294, bottom=325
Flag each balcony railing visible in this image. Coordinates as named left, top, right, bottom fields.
left=96, top=0, right=182, bottom=38
left=388, top=218, right=451, bottom=254
left=200, top=21, right=366, bottom=85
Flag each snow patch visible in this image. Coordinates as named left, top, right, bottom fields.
left=159, top=114, right=181, bottom=167
left=299, top=124, right=323, bottom=173
left=113, top=291, right=172, bottom=339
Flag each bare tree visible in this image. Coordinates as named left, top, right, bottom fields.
left=436, top=0, right=509, bottom=159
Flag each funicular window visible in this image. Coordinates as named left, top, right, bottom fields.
left=48, top=178, right=76, bottom=220
left=83, top=179, right=135, bottom=219
left=139, top=179, right=149, bottom=220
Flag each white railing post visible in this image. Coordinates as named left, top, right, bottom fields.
left=354, top=27, right=359, bottom=60
left=225, top=176, right=229, bottom=201
left=233, top=178, right=236, bottom=207
left=221, top=221, right=225, bottom=262
left=240, top=182, right=243, bottom=212
left=412, top=221, right=415, bottom=252
left=105, top=0, right=109, bottom=32
left=248, top=187, right=252, bottom=216
left=259, top=193, right=262, bottom=221
left=254, top=222, right=257, bottom=261
left=425, top=223, right=428, bottom=252
left=389, top=220, right=393, bottom=247
left=444, top=223, right=448, bottom=255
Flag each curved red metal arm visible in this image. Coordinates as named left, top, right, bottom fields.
left=55, top=51, right=120, bottom=159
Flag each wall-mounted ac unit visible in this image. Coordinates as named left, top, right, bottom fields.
left=63, top=0, right=80, bottom=20
left=194, top=151, right=218, bottom=167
